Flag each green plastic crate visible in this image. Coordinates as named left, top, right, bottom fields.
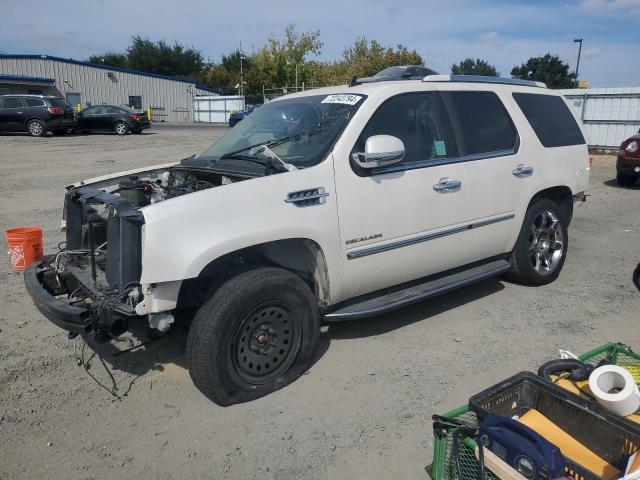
left=430, top=343, right=640, bottom=480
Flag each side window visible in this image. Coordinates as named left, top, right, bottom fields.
left=355, top=93, right=454, bottom=163
left=513, top=93, right=585, bottom=147
left=25, top=98, right=45, bottom=107
left=106, top=106, right=119, bottom=114
left=83, top=106, right=98, bottom=114
left=443, top=91, right=518, bottom=156
left=3, top=98, right=24, bottom=109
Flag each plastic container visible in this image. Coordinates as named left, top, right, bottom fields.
left=4, top=226, right=43, bottom=272
left=430, top=343, right=640, bottom=480
left=469, top=372, right=640, bottom=478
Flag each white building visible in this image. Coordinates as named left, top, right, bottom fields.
left=0, top=54, right=219, bottom=123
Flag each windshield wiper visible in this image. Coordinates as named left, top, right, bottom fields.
left=219, top=126, right=325, bottom=160
left=217, top=152, right=290, bottom=175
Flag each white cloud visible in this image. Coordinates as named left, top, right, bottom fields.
left=580, top=0, right=640, bottom=15
left=582, top=47, right=601, bottom=58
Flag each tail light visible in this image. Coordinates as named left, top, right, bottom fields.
left=48, top=107, right=64, bottom=115
left=130, top=114, right=143, bottom=120
left=588, top=156, right=593, bottom=168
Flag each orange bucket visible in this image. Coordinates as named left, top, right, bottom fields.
left=5, top=227, right=44, bottom=272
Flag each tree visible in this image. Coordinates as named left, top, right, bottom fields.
left=511, top=54, right=576, bottom=88
left=249, top=25, right=323, bottom=91
left=88, top=36, right=206, bottom=79
left=451, top=58, right=498, bottom=76
left=340, top=38, right=424, bottom=80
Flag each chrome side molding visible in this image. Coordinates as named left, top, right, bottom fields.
left=347, top=213, right=515, bottom=259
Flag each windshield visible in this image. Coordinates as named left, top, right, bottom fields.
left=199, top=93, right=365, bottom=169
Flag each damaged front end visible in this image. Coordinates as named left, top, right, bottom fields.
left=24, top=162, right=244, bottom=340
left=25, top=185, right=145, bottom=340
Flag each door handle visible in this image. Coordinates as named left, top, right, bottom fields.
left=17, top=111, right=23, bottom=114
left=512, top=166, right=534, bottom=178
left=433, top=178, right=462, bottom=192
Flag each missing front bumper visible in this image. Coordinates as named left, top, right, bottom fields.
left=24, top=258, right=92, bottom=334
left=24, top=255, right=140, bottom=336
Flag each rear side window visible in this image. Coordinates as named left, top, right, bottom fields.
left=513, top=93, right=585, bottom=147
left=26, top=98, right=45, bottom=107
left=49, top=99, right=70, bottom=109
left=443, top=91, right=518, bottom=156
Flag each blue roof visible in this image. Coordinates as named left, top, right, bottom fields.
left=0, top=54, right=221, bottom=93
left=0, top=74, right=56, bottom=84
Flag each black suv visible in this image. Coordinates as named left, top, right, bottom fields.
left=0, top=95, right=76, bottom=137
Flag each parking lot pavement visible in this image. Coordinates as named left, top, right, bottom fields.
left=1, top=128, right=640, bottom=479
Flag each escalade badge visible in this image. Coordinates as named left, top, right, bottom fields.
left=345, top=233, right=382, bottom=245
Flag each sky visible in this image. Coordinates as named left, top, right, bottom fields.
left=1, top=0, right=639, bottom=87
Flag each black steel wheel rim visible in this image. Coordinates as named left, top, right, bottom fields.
left=232, top=304, right=302, bottom=384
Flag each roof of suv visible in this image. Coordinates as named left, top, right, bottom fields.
left=0, top=94, right=63, bottom=99
left=277, top=75, right=550, bottom=104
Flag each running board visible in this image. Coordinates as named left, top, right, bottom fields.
left=324, top=259, right=510, bottom=321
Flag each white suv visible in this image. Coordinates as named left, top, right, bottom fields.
left=25, top=74, right=590, bottom=405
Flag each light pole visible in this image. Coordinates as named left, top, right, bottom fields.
left=239, top=42, right=244, bottom=99
left=573, top=38, right=583, bottom=87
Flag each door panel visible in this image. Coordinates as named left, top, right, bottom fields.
left=334, top=92, right=473, bottom=300
left=439, top=90, right=533, bottom=264
left=0, top=98, right=25, bottom=131
left=336, top=164, right=470, bottom=299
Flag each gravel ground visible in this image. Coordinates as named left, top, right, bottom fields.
left=1, top=126, right=639, bottom=480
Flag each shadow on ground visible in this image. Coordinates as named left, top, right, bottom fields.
left=81, top=277, right=505, bottom=400
left=604, top=178, right=639, bottom=189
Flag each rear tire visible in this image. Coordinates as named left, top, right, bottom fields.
left=187, top=267, right=320, bottom=406
left=508, top=198, right=568, bottom=286
left=617, top=172, right=637, bottom=187
left=27, top=119, right=46, bottom=137
left=114, top=121, right=129, bottom=135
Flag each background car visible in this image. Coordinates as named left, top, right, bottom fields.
left=77, top=105, right=151, bottom=135
left=0, top=95, right=76, bottom=137
left=228, top=103, right=262, bottom=127
left=617, top=129, right=640, bottom=187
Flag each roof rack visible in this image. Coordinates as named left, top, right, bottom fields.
left=422, top=74, right=546, bottom=88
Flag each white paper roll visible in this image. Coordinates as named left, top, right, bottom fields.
left=588, top=365, right=640, bottom=416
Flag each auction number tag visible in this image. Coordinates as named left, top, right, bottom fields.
left=321, top=94, right=363, bottom=105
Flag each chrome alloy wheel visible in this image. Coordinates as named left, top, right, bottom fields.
left=115, top=122, right=128, bottom=135
left=527, top=210, right=564, bottom=275
left=29, top=121, right=44, bottom=136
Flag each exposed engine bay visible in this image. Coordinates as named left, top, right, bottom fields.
left=112, top=167, right=238, bottom=207
left=29, top=163, right=246, bottom=341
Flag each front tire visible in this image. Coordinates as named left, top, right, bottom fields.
left=617, top=172, right=637, bottom=187
left=508, top=198, right=568, bottom=285
left=187, top=267, right=320, bottom=406
left=114, top=121, right=129, bottom=135
left=27, top=119, right=46, bottom=137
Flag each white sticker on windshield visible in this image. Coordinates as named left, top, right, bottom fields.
left=321, top=94, right=363, bottom=105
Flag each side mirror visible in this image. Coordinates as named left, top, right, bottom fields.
left=634, top=263, right=640, bottom=292
left=352, top=135, right=404, bottom=169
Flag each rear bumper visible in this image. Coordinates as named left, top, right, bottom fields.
left=131, top=120, right=151, bottom=130
left=24, top=258, right=92, bottom=334
left=617, top=156, right=640, bottom=175
left=47, top=118, right=77, bottom=130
